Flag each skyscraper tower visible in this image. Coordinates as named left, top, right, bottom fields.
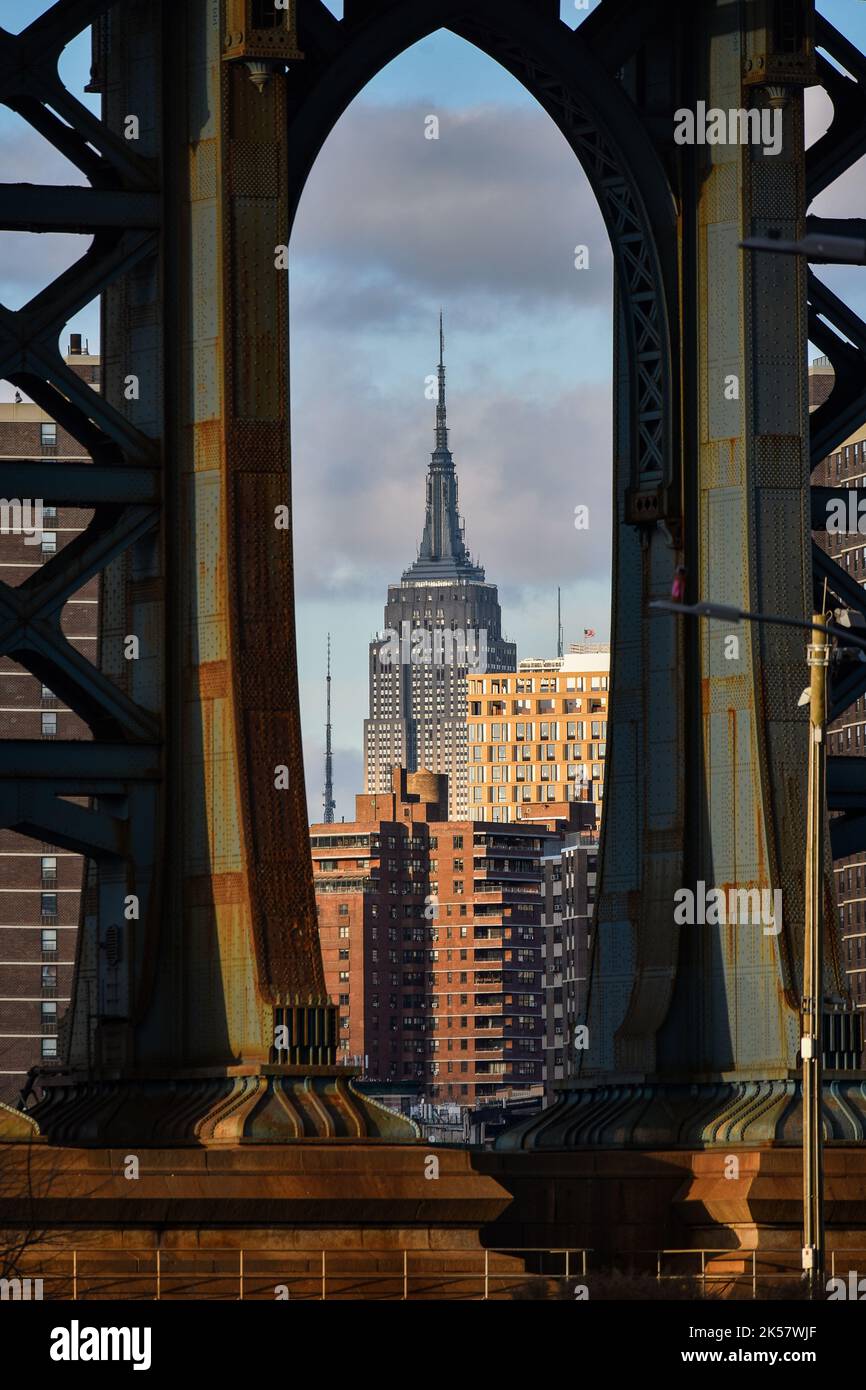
left=323, top=634, right=336, bottom=824
left=363, top=317, right=516, bottom=820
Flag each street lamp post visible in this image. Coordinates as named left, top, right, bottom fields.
left=802, top=612, right=827, bottom=1297
left=649, top=597, right=866, bottom=1296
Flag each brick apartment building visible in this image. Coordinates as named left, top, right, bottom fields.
left=310, top=766, right=583, bottom=1105
left=466, top=649, right=610, bottom=827
left=810, top=356, right=866, bottom=1009
left=0, top=339, right=100, bottom=1103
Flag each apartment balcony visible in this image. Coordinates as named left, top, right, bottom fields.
left=312, top=875, right=382, bottom=894
left=474, top=886, right=541, bottom=901
left=474, top=864, right=540, bottom=882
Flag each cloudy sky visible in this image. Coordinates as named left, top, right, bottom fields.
left=1, top=1, right=865, bottom=823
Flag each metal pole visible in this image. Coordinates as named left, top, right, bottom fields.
left=156, top=1248, right=161, bottom=1302
left=484, top=1248, right=489, bottom=1300
left=803, top=612, right=827, bottom=1298
left=321, top=1249, right=326, bottom=1301
left=403, top=1248, right=408, bottom=1301
left=239, top=1248, right=244, bottom=1301
left=72, top=1249, right=77, bottom=1301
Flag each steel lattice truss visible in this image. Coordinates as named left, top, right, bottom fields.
left=806, top=16, right=866, bottom=852
left=0, top=1, right=160, bottom=865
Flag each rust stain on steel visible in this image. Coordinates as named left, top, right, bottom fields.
left=214, top=60, right=326, bottom=1020
left=197, top=660, right=229, bottom=699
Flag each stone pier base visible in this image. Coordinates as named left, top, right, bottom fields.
left=3, top=1140, right=866, bottom=1297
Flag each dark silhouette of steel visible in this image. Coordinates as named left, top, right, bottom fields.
left=0, top=0, right=864, bottom=1150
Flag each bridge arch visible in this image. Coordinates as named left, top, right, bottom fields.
left=286, top=1, right=679, bottom=498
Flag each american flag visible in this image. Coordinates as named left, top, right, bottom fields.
left=584, top=628, right=596, bottom=638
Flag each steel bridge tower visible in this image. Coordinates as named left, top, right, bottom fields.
left=1, top=0, right=866, bottom=1172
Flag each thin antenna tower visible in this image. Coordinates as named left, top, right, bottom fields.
left=557, top=586, right=563, bottom=659
left=323, top=634, right=336, bottom=824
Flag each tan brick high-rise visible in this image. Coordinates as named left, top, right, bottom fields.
left=466, top=650, right=610, bottom=827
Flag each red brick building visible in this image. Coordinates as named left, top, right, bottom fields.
left=0, top=340, right=100, bottom=1102
left=310, top=766, right=582, bottom=1104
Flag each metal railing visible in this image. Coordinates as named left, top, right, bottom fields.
left=11, top=1246, right=864, bottom=1301
left=8, top=1247, right=591, bottom=1302
left=646, top=1247, right=866, bottom=1297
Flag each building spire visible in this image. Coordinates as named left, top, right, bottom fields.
left=436, top=309, right=448, bottom=453
left=402, top=314, right=484, bottom=582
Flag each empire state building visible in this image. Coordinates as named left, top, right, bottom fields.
left=363, top=319, right=516, bottom=820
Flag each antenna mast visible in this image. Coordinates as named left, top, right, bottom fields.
left=323, top=634, right=336, bottom=823
left=557, top=586, right=563, bottom=659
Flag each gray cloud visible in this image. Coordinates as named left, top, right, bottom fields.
left=290, top=363, right=612, bottom=604
left=291, top=101, right=611, bottom=324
